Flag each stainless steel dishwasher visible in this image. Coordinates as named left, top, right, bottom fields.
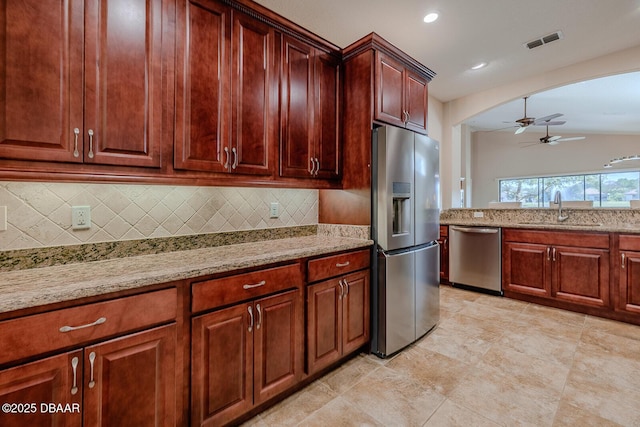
left=449, top=226, right=502, bottom=295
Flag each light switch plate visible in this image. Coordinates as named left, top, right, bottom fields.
left=0, top=206, right=6, bottom=231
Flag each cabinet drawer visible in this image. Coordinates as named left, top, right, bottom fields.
left=192, top=263, right=303, bottom=313
left=0, top=288, right=177, bottom=366
left=620, top=234, right=640, bottom=251
left=308, top=249, right=370, bottom=283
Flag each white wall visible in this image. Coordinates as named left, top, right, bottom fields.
left=471, top=131, right=640, bottom=207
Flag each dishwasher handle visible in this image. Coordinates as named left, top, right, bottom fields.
left=450, top=226, right=499, bottom=234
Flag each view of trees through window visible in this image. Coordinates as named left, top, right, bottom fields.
left=499, top=171, right=640, bottom=207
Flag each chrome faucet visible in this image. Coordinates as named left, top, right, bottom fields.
left=554, top=190, right=569, bottom=222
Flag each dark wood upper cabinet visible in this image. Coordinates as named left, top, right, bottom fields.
left=0, top=0, right=163, bottom=168
left=280, top=36, right=340, bottom=180
left=375, top=51, right=428, bottom=133
left=175, top=1, right=277, bottom=176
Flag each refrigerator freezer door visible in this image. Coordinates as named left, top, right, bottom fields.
left=374, top=126, right=415, bottom=251
left=378, top=248, right=415, bottom=355
left=414, top=134, right=440, bottom=245
left=415, top=243, right=440, bottom=338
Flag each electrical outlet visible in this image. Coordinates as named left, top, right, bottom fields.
left=0, top=206, right=6, bottom=231
left=269, top=202, right=280, bottom=218
left=72, top=206, right=91, bottom=230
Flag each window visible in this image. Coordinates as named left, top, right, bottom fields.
left=499, top=171, right=640, bottom=207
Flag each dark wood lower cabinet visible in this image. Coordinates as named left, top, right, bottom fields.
left=191, top=289, right=302, bottom=427
left=502, top=228, right=611, bottom=314
left=619, top=250, right=640, bottom=314
left=0, top=324, right=176, bottom=427
left=307, top=269, right=369, bottom=375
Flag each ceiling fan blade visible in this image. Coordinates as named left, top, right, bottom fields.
left=514, top=126, right=527, bottom=135
left=556, top=136, right=586, bottom=142
left=534, top=113, right=563, bottom=124
left=519, top=142, right=540, bottom=148
left=548, top=135, right=562, bottom=142
left=535, top=120, right=566, bottom=126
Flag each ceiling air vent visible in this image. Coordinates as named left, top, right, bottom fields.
left=524, top=31, right=564, bottom=50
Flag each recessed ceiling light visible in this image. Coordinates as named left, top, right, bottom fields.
left=423, top=12, right=439, bottom=23
left=471, top=62, right=487, bottom=70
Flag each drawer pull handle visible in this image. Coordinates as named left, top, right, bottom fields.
left=243, top=280, right=266, bottom=290
left=256, top=303, right=262, bottom=330
left=71, top=356, right=79, bottom=395
left=248, top=306, right=254, bottom=332
left=59, top=317, right=107, bottom=333
left=88, top=352, right=96, bottom=388
left=336, top=261, right=350, bottom=268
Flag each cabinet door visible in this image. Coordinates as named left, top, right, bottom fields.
left=191, top=304, right=252, bottom=427
left=84, top=0, right=163, bottom=167
left=83, top=324, right=176, bottom=427
left=231, top=12, right=277, bottom=176
left=502, top=242, right=551, bottom=297
left=375, top=52, right=405, bottom=128
left=552, top=246, right=610, bottom=307
left=314, top=52, right=341, bottom=180
left=404, top=71, right=428, bottom=133
left=438, top=226, right=449, bottom=283
left=307, top=279, right=342, bottom=375
left=174, top=0, right=230, bottom=172
left=280, top=36, right=314, bottom=178
left=0, top=0, right=83, bottom=163
left=0, top=351, right=82, bottom=427
left=253, top=290, right=302, bottom=404
left=619, top=250, right=640, bottom=314
left=342, top=270, right=370, bottom=355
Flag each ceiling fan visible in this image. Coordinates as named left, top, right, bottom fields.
left=511, top=96, right=565, bottom=134
left=521, top=125, right=586, bottom=147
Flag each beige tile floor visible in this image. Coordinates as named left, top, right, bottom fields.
left=243, top=285, right=640, bottom=426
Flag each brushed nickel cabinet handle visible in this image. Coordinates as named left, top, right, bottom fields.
left=314, top=158, right=320, bottom=176
left=338, top=279, right=344, bottom=299
left=243, top=280, right=266, bottom=290
left=336, top=261, right=350, bottom=268
left=256, top=303, right=262, bottom=330
left=547, top=247, right=551, bottom=261
left=552, top=247, right=557, bottom=262
left=87, top=129, right=94, bottom=159
left=88, top=352, right=96, bottom=388
left=343, top=278, right=349, bottom=296
left=59, top=317, right=106, bottom=333
left=73, top=128, right=80, bottom=158
left=309, top=157, right=315, bottom=175
left=247, top=305, right=254, bottom=332
left=223, top=147, right=230, bottom=169
left=622, top=252, right=626, bottom=269
left=232, top=147, right=238, bottom=170
left=71, top=356, right=79, bottom=395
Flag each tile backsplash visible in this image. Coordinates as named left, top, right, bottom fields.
left=0, top=182, right=318, bottom=251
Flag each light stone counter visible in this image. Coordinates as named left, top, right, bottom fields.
left=0, top=231, right=372, bottom=315
left=440, top=208, right=640, bottom=233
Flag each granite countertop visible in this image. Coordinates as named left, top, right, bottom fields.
left=0, top=234, right=373, bottom=315
left=440, top=208, right=640, bottom=233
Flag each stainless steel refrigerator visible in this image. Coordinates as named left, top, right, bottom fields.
left=371, top=125, right=440, bottom=358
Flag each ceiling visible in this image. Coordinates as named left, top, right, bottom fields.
left=254, top=0, right=640, bottom=134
